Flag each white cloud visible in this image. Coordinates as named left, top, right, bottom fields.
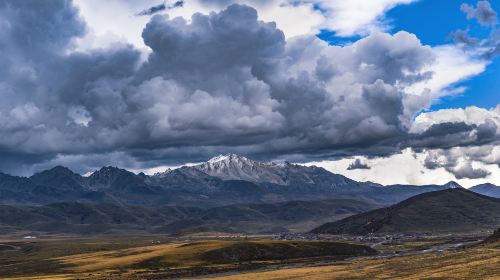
left=311, top=105, right=500, bottom=188
left=254, top=2, right=324, bottom=38
left=73, top=0, right=150, bottom=49
left=68, top=106, right=92, bottom=127
left=72, top=0, right=414, bottom=49
left=411, top=105, right=500, bottom=133
left=72, top=0, right=489, bottom=102
left=4, top=0, right=498, bottom=181
left=308, top=0, right=417, bottom=36
left=406, top=45, right=488, bottom=98
left=74, top=0, right=318, bottom=50
left=305, top=148, right=500, bottom=187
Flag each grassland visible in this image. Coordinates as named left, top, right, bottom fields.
left=210, top=241, right=500, bottom=280
left=0, top=234, right=497, bottom=280
left=0, top=237, right=375, bottom=279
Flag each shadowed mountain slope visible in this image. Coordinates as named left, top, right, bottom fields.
left=0, top=198, right=381, bottom=235
left=311, top=189, right=500, bottom=235
left=470, top=183, right=500, bottom=198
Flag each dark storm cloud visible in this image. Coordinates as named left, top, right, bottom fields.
left=0, top=0, right=86, bottom=54
left=136, top=1, right=184, bottom=16
left=408, top=121, right=498, bottom=150
left=461, top=0, right=498, bottom=26
left=0, top=1, right=498, bottom=175
left=347, top=159, right=371, bottom=170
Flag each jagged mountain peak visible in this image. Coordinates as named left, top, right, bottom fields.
left=86, top=166, right=141, bottom=189
left=29, top=165, right=84, bottom=192
left=93, top=166, right=125, bottom=173
left=269, top=160, right=292, bottom=168
left=206, top=153, right=255, bottom=165
left=89, top=166, right=136, bottom=179
left=206, top=153, right=295, bottom=168
left=199, top=154, right=263, bottom=171
left=153, top=168, right=173, bottom=178
left=33, top=165, right=77, bottom=176
left=194, top=154, right=288, bottom=184
left=191, top=154, right=339, bottom=186
left=30, top=166, right=82, bottom=182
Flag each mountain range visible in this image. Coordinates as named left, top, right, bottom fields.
left=469, top=183, right=500, bottom=198
left=0, top=154, right=498, bottom=235
left=1, top=154, right=488, bottom=208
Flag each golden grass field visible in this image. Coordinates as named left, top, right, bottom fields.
left=0, top=237, right=498, bottom=280
left=0, top=238, right=370, bottom=279
left=210, top=242, right=500, bottom=280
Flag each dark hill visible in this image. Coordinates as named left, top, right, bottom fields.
left=311, top=188, right=500, bottom=235
left=162, top=198, right=382, bottom=234
left=201, top=241, right=377, bottom=263
left=0, top=198, right=381, bottom=235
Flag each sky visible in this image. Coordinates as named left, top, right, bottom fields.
left=0, top=0, right=499, bottom=187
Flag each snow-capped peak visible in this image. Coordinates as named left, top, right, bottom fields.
left=194, top=153, right=288, bottom=184
left=443, top=181, right=463, bottom=189
left=207, top=154, right=229, bottom=164
left=153, top=168, right=173, bottom=177
left=207, top=153, right=248, bottom=164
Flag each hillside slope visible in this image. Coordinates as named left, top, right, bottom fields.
left=311, top=189, right=500, bottom=235
left=0, top=198, right=381, bottom=235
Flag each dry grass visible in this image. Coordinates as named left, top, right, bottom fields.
left=2, top=238, right=498, bottom=280
left=53, top=241, right=234, bottom=272
left=210, top=243, right=500, bottom=280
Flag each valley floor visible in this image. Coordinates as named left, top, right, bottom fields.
left=0, top=233, right=498, bottom=280
left=207, top=243, right=500, bottom=280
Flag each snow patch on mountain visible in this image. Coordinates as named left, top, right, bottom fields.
left=443, top=181, right=463, bottom=189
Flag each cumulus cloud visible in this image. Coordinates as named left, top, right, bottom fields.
left=424, top=149, right=492, bottom=180
left=0, top=0, right=498, bottom=177
left=408, top=106, right=500, bottom=158
left=414, top=105, right=500, bottom=180
left=302, top=0, right=417, bottom=36
left=196, top=0, right=417, bottom=37
left=73, top=0, right=415, bottom=48
left=309, top=147, right=500, bottom=187
left=405, top=45, right=486, bottom=97
left=453, top=162, right=491, bottom=179
left=412, top=105, right=500, bottom=134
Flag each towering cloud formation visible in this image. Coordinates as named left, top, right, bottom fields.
left=0, top=0, right=498, bottom=177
